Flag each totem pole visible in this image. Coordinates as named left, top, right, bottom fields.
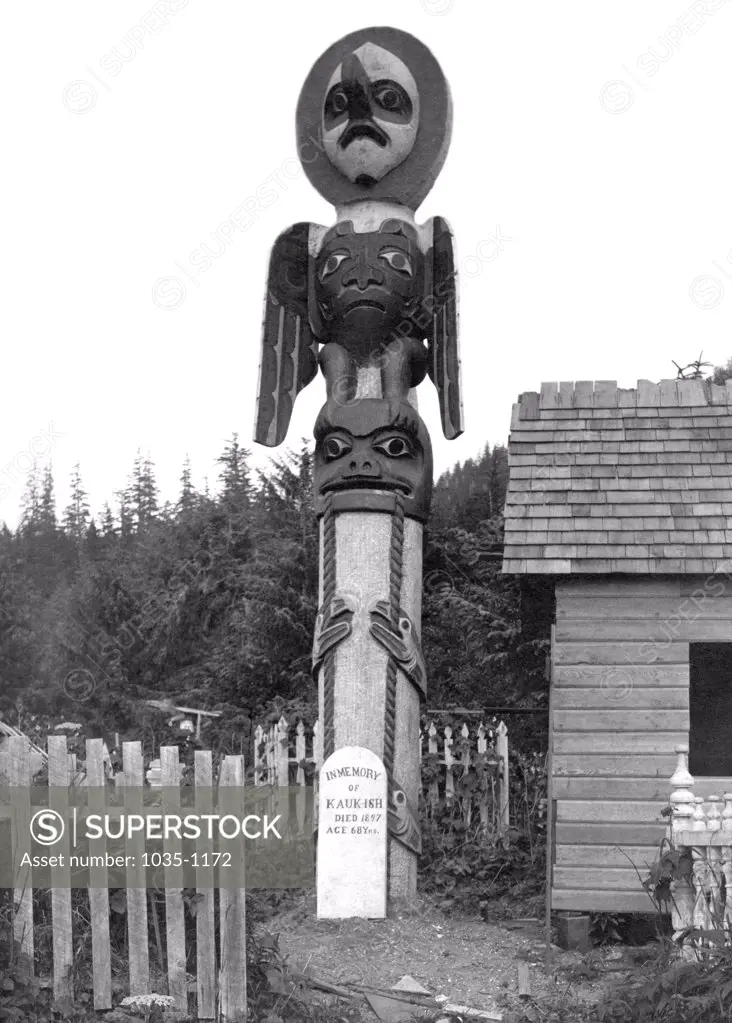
left=254, top=27, right=462, bottom=912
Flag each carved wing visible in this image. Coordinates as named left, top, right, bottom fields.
left=254, top=223, right=319, bottom=447
left=426, top=216, right=464, bottom=440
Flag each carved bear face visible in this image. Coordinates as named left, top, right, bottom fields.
left=313, top=398, right=433, bottom=521
left=313, top=219, right=426, bottom=359
left=321, top=41, right=420, bottom=187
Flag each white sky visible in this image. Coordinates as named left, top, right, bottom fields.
left=3, top=0, right=732, bottom=528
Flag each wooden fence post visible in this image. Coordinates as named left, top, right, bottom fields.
left=8, top=736, right=33, bottom=974
left=86, top=738, right=112, bottom=1010
left=161, top=745, right=187, bottom=1014
left=194, top=750, right=216, bottom=1019
left=496, top=721, right=510, bottom=834
left=122, top=741, right=149, bottom=997
left=48, top=735, right=73, bottom=1004
left=218, top=755, right=247, bottom=1021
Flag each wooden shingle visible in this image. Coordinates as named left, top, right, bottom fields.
left=503, top=379, right=732, bottom=574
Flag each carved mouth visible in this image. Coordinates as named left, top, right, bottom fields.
left=345, top=300, right=385, bottom=312
left=340, top=121, right=389, bottom=149
left=322, top=479, right=409, bottom=493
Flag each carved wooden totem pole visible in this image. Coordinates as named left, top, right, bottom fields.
left=254, top=27, right=463, bottom=907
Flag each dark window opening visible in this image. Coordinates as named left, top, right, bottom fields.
left=689, top=643, right=732, bottom=776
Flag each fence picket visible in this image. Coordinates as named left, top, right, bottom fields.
left=496, top=721, right=509, bottom=834
left=218, top=755, right=247, bottom=1021
left=86, top=738, right=112, bottom=1010
left=444, top=726, right=454, bottom=804
left=122, top=741, right=149, bottom=997
left=8, top=736, right=33, bottom=973
left=48, top=735, right=73, bottom=1003
left=161, top=745, right=187, bottom=1014
left=195, top=750, right=216, bottom=1019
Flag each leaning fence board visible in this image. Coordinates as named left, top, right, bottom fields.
left=86, top=738, right=112, bottom=1011
left=195, top=750, right=216, bottom=1020
left=122, top=741, right=149, bottom=997
left=218, top=755, right=247, bottom=1022
left=161, top=746, right=187, bottom=1014
left=8, top=736, right=33, bottom=971
left=48, top=735, right=73, bottom=1003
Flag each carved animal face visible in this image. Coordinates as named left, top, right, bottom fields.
left=321, top=41, right=420, bottom=186
left=313, top=398, right=433, bottom=521
left=313, top=219, right=425, bottom=358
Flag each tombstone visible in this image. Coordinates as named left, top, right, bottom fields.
left=317, top=746, right=387, bottom=919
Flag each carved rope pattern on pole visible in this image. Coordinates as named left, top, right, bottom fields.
left=321, top=493, right=336, bottom=761
left=382, top=490, right=405, bottom=776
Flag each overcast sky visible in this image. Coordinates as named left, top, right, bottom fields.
left=3, top=0, right=732, bottom=528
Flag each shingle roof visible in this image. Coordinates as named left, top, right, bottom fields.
left=502, top=378, right=732, bottom=574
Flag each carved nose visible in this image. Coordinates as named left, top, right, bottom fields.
left=343, top=261, right=384, bottom=291
left=345, top=457, right=380, bottom=478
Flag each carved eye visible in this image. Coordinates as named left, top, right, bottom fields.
left=323, top=434, right=352, bottom=460
left=380, top=250, right=412, bottom=276
left=372, top=80, right=411, bottom=117
left=373, top=435, right=414, bottom=458
left=319, top=252, right=349, bottom=280
left=324, top=85, right=350, bottom=124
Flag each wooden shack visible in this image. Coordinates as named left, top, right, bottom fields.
left=502, top=377, right=732, bottom=912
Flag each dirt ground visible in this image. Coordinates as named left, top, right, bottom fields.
left=263, top=893, right=652, bottom=1021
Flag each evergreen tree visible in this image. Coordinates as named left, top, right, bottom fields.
left=18, top=461, right=41, bottom=536
left=63, top=463, right=90, bottom=541
left=178, top=455, right=196, bottom=515
left=217, top=434, right=251, bottom=509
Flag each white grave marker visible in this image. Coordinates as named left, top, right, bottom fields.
left=317, top=745, right=387, bottom=919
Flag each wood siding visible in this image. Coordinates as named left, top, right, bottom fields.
left=550, top=576, right=732, bottom=913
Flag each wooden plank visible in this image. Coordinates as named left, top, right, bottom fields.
left=8, top=737, right=33, bottom=973
left=122, top=742, right=149, bottom=997
left=553, top=866, right=645, bottom=890
left=161, top=746, right=187, bottom=1015
left=557, top=595, right=732, bottom=620
left=218, top=755, right=247, bottom=1022
left=86, top=739, right=112, bottom=1011
left=552, top=687, right=688, bottom=710
left=553, top=754, right=676, bottom=777
left=554, top=642, right=687, bottom=665
left=557, top=822, right=666, bottom=846
left=556, top=579, right=681, bottom=599
left=551, top=889, right=659, bottom=913
left=557, top=619, right=732, bottom=642
left=554, top=664, right=688, bottom=686
left=557, top=800, right=667, bottom=824
left=554, top=732, right=687, bottom=754
left=554, top=710, right=688, bottom=732
left=195, top=750, right=216, bottom=1020
left=553, top=777, right=671, bottom=800
left=48, top=736, right=73, bottom=1004
left=556, top=845, right=659, bottom=869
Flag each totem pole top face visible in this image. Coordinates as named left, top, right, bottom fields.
left=297, top=27, right=452, bottom=210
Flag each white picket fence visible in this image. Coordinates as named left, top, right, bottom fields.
left=252, top=717, right=510, bottom=834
